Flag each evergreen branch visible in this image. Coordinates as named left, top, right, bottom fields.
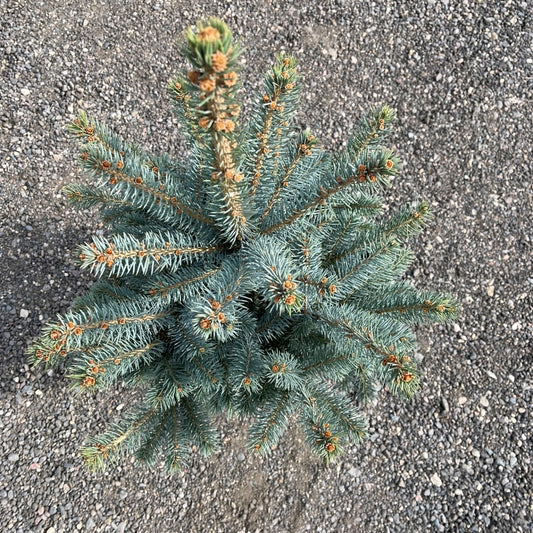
left=248, top=390, right=292, bottom=454
left=63, top=183, right=132, bottom=210
left=337, top=247, right=413, bottom=304
left=344, top=106, right=397, bottom=161
left=69, top=110, right=178, bottom=181
left=80, top=403, right=161, bottom=471
left=265, top=351, right=304, bottom=391
left=312, top=385, right=367, bottom=440
left=182, top=398, right=219, bottom=455
left=136, top=409, right=172, bottom=465
left=182, top=19, right=249, bottom=243
left=337, top=240, right=397, bottom=283
left=258, top=131, right=315, bottom=221
left=323, top=213, right=361, bottom=262
left=382, top=202, right=430, bottom=240
left=260, top=149, right=396, bottom=235
left=302, top=352, right=355, bottom=374
left=30, top=300, right=169, bottom=368
left=246, top=54, right=300, bottom=197
left=301, top=416, right=345, bottom=465
left=145, top=266, right=222, bottom=302
left=349, top=361, right=376, bottom=403
left=69, top=340, right=163, bottom=391
left=302, top=305, right=414, bottom=365
left=93, top=163, right=215, bottom=227
left=164, top=405, right=190, bottom=472
left=76, top=232, right=222, bottom=277
left=167, top=77, right=206, bottom=155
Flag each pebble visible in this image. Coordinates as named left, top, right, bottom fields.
left=8, top=453, right=19, bottom=462
left=486, top=285, right=495, bottom=297
left=462, top=463, right=475, bottom=475
left=19, top=308, right=30, bottom=318
left=348, top=467, right=360, bottom=477
left=458, top=396, right=467, bottom=405
left=20, top=88, right=31, bottom=96
left=430, top=473, right=443, bottom=487
left=480, top=397, right=489, bottom=408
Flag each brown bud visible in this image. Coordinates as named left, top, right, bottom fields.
left=198, top=77, right=216, bottom=93
left=197, top=26, right=221, bottom=43
left=211, top=51, right=227, bottom=73
left=187, top=70, right=202, bottom=85
left=223, top=71, right=238, bottom=87
left=82, top=376, right=96, bottom=387
left=284, top=294, right=296, bottom=305
left=198, top=117, right=211, bottom=129
left=199, top=318, right=211, bottom=330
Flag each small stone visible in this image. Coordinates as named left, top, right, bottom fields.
left=441, top=397, right=449, bottom=413
left=486, top=370, right=497, bottom=380
left=430, top=473, right=443, bottom=487
left=462, top=463, right=474, bottom=475
left=116, top=522, right=127, bottom=533
left=237, top=453, right=245, bottom=462
left=480, top=396, right=489, bottom=408
left=486, top=285, right=494, bottom=297
left=46, top=528, right=56, bottom=533
left=458, top=396, right=467, bottom=405
left=21, top=88, right=31, bottom=96
left=20, top=308, right=30, bottom=318
left=348, top=467, right=360, bottom=477
left=86, top=517, right=95, bottom=530
left=8, top=453, right=19, bottom=462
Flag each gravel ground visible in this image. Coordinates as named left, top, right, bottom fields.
left=1, top=0, right=532, bottom=532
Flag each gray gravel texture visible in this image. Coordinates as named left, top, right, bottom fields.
left=1, top=0, right=532, bottom=532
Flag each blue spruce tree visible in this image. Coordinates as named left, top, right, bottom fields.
left=30, top=18, right=457, bottom=472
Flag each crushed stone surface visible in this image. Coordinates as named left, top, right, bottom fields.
left=0, top=1, right=531, bottom=532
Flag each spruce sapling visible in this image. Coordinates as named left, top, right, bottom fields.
left=29, top=18, right=457, bottom=472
